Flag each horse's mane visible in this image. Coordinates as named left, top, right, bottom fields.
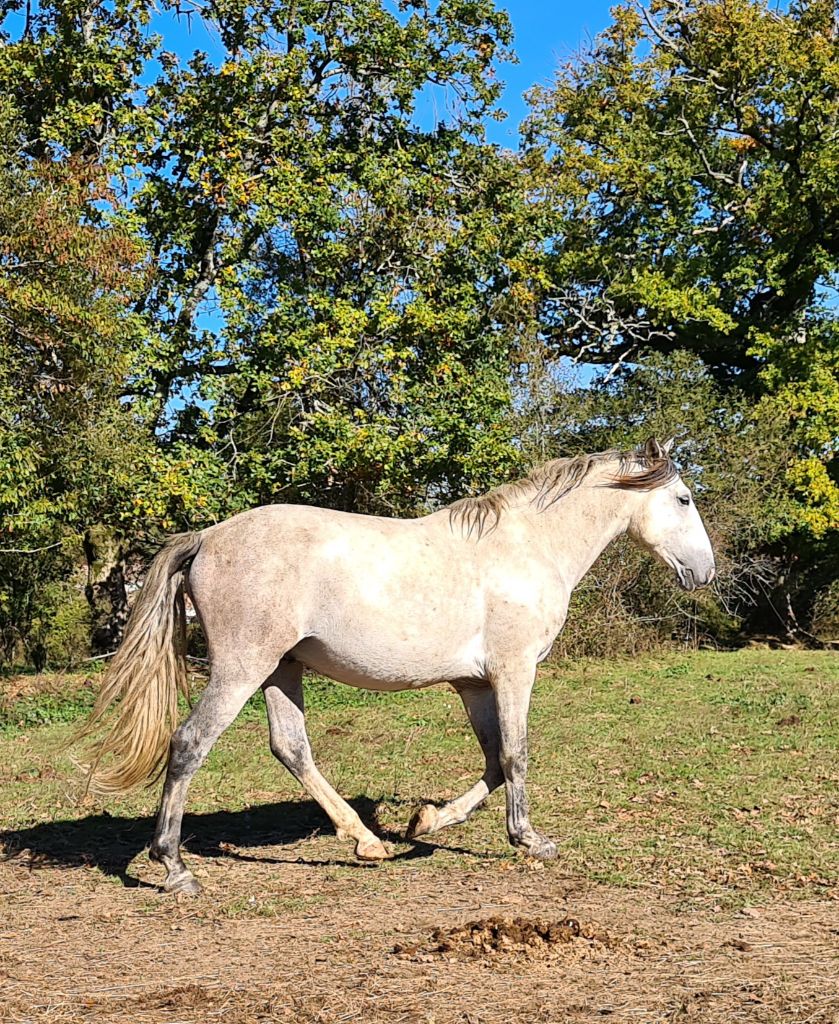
left=448, top=441, right=678, bottom=539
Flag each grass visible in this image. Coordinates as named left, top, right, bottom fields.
left=0, top=649, right=837, bottom=904
left=0, top=687, right=96, bottom=734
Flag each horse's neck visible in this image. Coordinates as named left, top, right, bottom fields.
left=523, top=486, right=632, bottom=591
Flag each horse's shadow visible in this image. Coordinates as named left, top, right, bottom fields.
left=0, top=796, right=478, bottom=889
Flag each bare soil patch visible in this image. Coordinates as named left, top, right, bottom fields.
left=1, top=843, right=837, bottom=1024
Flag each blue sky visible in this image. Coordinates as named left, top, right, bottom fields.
left=490, top=2, right=616, bottom=142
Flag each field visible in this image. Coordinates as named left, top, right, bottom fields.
left=0, top=649, right=837, bottom=1023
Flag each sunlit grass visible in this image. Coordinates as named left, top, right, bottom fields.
left=1, top=649, right=836, bottom=902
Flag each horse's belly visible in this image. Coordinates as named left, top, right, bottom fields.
left=289, top=635, right=483, bottom=692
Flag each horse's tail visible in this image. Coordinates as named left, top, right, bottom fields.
left=73, top=532, right=204, bottom=796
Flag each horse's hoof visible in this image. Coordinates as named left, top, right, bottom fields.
left=164, top=872, right=203, bottom=896
left=355, top=836, right=391, bottom=861
left=406, top=803, right=438, bottom=839
left=525, top=836, right=557, bottom=861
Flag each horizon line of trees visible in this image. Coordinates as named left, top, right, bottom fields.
left=1, top=0, right=837, bottom=669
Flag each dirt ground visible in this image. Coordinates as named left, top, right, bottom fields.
left=1, top=836, right=837, bottom=1024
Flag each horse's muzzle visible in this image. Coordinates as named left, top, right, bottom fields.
left=675, top=562, right=715, bottom=591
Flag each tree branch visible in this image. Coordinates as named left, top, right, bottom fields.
left=0, top=541, right=63, bottom=554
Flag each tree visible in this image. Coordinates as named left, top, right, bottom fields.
left=2, top=0, right=540, bottom=517
left=0, top=103, right=150, bottom=662
left=524, top=0, right=839, bottom=536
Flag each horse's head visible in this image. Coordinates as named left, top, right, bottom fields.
left=625, top=438, right=716, bottom=592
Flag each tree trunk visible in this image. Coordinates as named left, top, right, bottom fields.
left=83, top=527, right=129, bottom=652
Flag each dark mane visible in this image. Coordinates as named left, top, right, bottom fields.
left=448, top=442, right=678, bottom=539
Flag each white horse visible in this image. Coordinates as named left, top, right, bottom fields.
left=76, top=438, right=715, bottom=895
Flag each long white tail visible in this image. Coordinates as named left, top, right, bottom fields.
left=73, top=532, right=202, bottom=795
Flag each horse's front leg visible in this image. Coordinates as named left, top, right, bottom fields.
left=406, top=682, right=503, bottom=839
left=493, top=660, right=556, bottom=861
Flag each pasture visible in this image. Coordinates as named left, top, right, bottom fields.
left=1, top=649, right=837, bottom=1023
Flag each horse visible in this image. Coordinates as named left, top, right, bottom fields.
left=74, top=437, right=715, bottom=895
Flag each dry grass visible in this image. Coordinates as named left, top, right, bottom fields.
left=0, top=856, right=837, bottom=1023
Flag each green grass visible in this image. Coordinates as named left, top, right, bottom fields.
left=0, top=649, right=837, bottom=902
left=0, top=687, right=96, bottom=734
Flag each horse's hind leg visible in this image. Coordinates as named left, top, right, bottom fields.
left=406, top=682, right=504, bottom=839
left=264, top=661, right=390, bottom=861
left=150, top=657, right=276, bottom=895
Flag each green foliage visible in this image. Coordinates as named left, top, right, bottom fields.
left=0, top=116, right=146, bottom=532
left=2, top=0, right=535, bottom=516
left=0, top=0, right=542, bottom=662
left=0, top=0, right=837, bottom=664
left=142, top=1, right=532, bottom=512
left=524, top=0, right=839, bottom=538
left=810, top=578, right=839, bottom=641
left=0, top=105, right=154, bottom=665
left=31, top=580, right=92, bottom=670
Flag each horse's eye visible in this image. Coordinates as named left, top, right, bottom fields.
left=678, top=495, right=691, bottom=507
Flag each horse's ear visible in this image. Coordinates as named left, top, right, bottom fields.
left=643, top=436, right=664, bottom=460
left=662, top=436, right=675, bottom=455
